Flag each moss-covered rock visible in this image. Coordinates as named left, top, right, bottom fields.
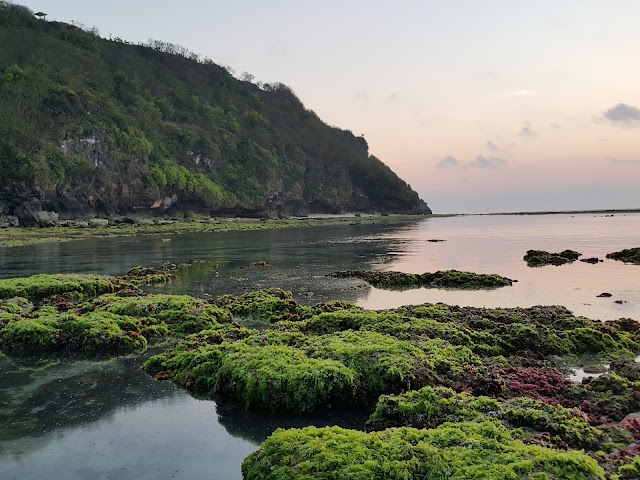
left=607, top=248, right=640, bottom=265
left=0, top=311, right=147, bottom=356
left=292, top=303, right=640, bottom=360
left=242, top=421, right=605, bottom=480
left=213, top=288, right=302, bottom=322
left=524, top=249, right=582, bottom=267
left=330, top=269, right=515, bottom=290
left=367, top=386, right=606, bottom=450
left=144, top=328, right=479, bottom=412
left=0, top=274, right=119, bottom=301
left=85, top=293, right=231, bottom=334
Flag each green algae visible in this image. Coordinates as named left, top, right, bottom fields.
left=143, top=289, right=640, bottom=413
left=606, top=248, right=640, bottom=265
left=0, top=274, right=119, bottom=301
left=0, top=268, right=231, bottom=357
left=524, top=249, right=582, bottom=267
left=0, top=311, right=148, bottom=356
left=330, top=269, right=515, bottom=290
left=242, top=421, right=605, bottom=480
left=213, top=289, right=301, bottom=322
left=85, top=293, right=231, bottom=334
left=288, top=303, right=640, bottom=360
left=617, top=457, right=640, bottom=479
left=367, top=386, right=606, bottom=450
left=144, top=326, right=481, bottom=412
left=144, top=330, right=357, bottom=412
left=0, top=264, right=180, bottom=303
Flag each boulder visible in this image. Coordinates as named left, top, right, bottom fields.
left=0, top=215, right=19, bottom=228
left=88, top=218, right=109, bottom=227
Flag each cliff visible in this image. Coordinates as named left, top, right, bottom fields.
left=0, top=3, right=431, bottom=226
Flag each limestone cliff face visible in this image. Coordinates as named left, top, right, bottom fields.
left=0, top=5, right=431, bottom=226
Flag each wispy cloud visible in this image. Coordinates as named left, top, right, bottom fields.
left=603, top=103, right=640, bottom=127
left=436, top=156, right=460, bottom=168
left=471, top=156, right=507, bottom=168
left=520, top=122, right=536, bottom=137
left=437, top=155, right=508, bottom=169
left=486, top=141, right=499, bottom=151
left=499, top=90, right=540, bottom=96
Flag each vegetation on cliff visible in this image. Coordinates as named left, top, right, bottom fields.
left=0, top=2, right=428, bottom=222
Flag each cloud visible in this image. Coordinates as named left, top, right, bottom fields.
left=436, top=156, right=460, bottom=168
left=499, top=90, right=540, bottom=96
left=486, top=141, right=499, bottom=151
left=520, top=122, right=536, bottom=137
left=471, top=155, right=507, bottom=168
left=437, top=155, right=507, bottom=169
left=603, top=103, right=640, bottom=127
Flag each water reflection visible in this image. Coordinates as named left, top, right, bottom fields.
left=0, top=353, right=175, bottom=451
left=215, top=400, right=370, bottom=445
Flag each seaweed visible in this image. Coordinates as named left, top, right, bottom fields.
left=607, top=248, right=640, bottom=265
left=329, top=269, right=515, bottom=290
left=524, top=250, right=582, bottom=267
left=242, top=421, right=605, bottom=479
left=367, top=386, right=606, bottom=450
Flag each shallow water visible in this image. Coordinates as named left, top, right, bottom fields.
left=0, top=213, right=638, bottom=479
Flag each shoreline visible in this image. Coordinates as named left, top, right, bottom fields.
left=0, top=214, right=449, bottom=249
left=1, top=208, right=637, bottom=249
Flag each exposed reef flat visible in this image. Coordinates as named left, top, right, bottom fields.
left=329, top=269, right=515, bottom=290
left=0, top=215, right=436, bottom=249
left=3, top=270, right=640, bottom=477
left=524, top=249, right=582, bottom=267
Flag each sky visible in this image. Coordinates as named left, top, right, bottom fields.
left=21, top=0, right=640, bottom=213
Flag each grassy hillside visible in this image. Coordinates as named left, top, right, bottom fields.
left=0, top=2, right=430, bottom=223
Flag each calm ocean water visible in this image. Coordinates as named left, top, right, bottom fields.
left=0, top=213, right=638, bottom=479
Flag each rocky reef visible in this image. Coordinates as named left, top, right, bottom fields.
left=607, top=248, right=640, bottom=265
left=524, top=249, right=582, bottom=267
left=329, top=269, right=515, bottom=290
left=3, top=269, right=640, bottom=478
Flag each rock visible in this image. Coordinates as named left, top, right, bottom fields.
left=36, top=211, right=59, bottom=227
left=14, top=200, right=59, bottom=227
left=523, top=249, right=582, bottom=267
left=0, top=215, right=19, bottom=228
left=88, top=218, right=109, bottom=227
left=582, top=364, right=609, bottom=374
left=597, top=292, right=612, bottom=298
left=427, top=239, right=446, bottom=243
left=109, top=216, right=137, bottom=225
left=607, top=248, right=640, bottom=265
left=611, top=359, right=640, bottom=381
left=579, top=257, right=603, bottom=264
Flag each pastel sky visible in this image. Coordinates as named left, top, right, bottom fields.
left=23, top=0, right=640, bottom=213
